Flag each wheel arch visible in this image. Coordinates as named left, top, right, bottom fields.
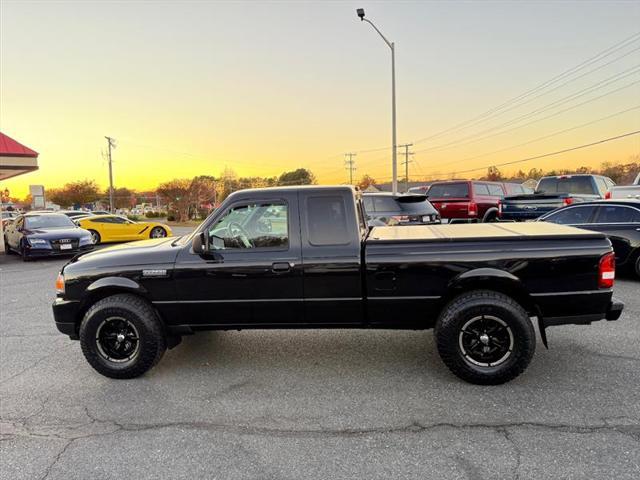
left=442, top=268, right=536, bottom=314
left=482, top=207, right=499, bottom=222
left=76, top=278, right=155, bottom=331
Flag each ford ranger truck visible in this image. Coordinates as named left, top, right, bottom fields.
left=53, top=186, right=623, bottom=385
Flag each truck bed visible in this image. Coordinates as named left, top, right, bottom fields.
left=367, top=222, right=605, bottom=243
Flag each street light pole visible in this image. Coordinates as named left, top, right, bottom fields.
left=357, top=8, right=398, bottom=194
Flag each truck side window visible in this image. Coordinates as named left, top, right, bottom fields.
left=306, top=196, right=350, bottom=246
left=208, top=202, right=288, bottom=250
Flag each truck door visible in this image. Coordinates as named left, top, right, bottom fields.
left=173, top=191, right=304, bottom=326
left=299, top=190, right=364, bottom=325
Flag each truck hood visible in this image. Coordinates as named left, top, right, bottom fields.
left=65, top=237, right=181, bottom=270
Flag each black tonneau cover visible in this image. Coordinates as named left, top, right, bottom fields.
left=367, top=222, right=606, bottom=243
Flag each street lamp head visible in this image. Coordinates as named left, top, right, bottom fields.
left=356, top=8, right=365, bottom=20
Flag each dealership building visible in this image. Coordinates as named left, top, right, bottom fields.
left=0, top=132, right=39, bottom=253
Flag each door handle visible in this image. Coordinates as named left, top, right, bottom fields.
left=272, top=262, right=292, bottom=273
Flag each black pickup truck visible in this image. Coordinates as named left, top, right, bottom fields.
left=53, top=186, right=623, bottom=384
left=499, top=174, right=615, bottom=221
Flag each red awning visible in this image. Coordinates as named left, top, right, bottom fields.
left=0, top=132, right=38, bottom=157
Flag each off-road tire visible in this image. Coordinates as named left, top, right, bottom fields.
left=79, top=294, right=166, bottom=379
left=435, top=290, right=535, bottom=385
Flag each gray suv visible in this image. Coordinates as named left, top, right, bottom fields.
left=362, top=193, right=440, bottom=227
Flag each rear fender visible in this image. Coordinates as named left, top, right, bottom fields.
left=445, top=268, right=547, bottom=346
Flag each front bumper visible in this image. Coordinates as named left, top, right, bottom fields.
left=52, top=297, right=82, bottom=339
left=25, top=245, right=93, bottom=258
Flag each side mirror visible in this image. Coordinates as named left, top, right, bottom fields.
left=192, top=231, right=208, bottom=254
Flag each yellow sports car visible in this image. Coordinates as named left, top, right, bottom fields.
left=77, top=215, right=173, bottom=244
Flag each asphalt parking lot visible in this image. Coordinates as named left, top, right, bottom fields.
left=1, top=230, right=638, bottom=480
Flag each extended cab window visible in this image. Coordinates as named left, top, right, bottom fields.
left=208, top=202, right=288, bottom=250
left=306, top=195, right=350, bottom=245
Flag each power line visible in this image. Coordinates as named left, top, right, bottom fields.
left=431, top=130, right=640, bottom=177
left=415, top=46, right=640, bottom=147
left=412, top=31, right=640, bottom=145
left=428, top=105, right=640, bottom=171
left=414, top=78, right=640, bottom=155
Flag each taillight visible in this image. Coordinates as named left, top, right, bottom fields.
left=604, top=191, right=612, bottom=199
left=563, top=198, right=574, bottom=206
left=55, top=273, right=65, bottom=295
left=598, top=252, right=615, bottom=289
left=497, top=201, right=503, bottom=217
left=467, top=202, right=478, bottom=216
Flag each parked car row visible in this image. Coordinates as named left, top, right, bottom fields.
left=3, top=212, right=172, bottom=261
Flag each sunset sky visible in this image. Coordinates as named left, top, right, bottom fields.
left=1, top=0, right=639, bottom=198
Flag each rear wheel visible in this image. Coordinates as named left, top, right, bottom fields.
left=150, top=227, right=167, bottom=239
left=79, top=294, right=166, bottom=379
left=482, top=210, right=499, bottom=223
left=635, top=252, right=640, bottom=278
left=88, top=230, right=101, bottom=245
left=435, top=290, right=535, bottom=385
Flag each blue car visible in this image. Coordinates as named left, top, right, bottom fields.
left=3, top=212, right=94, bottom=261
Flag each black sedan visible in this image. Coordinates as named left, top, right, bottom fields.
left=362, top=193, right=441, bottom=227
left=3, top=212, right=94, bottom=261
left=538, top=199, right=640, bottom=277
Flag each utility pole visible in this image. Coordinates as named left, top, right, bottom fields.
left=344, top=153, right=357, bottom=184
left=105, top=136, right=116, bottom=212
left=398, top=143, right=413, bottom=192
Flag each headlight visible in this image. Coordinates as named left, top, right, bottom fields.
left=79, top=236, right=93, bottom=245
left=29, top=238, right=48, bottom=245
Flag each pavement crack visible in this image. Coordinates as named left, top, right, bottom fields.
left=38, top=438, right=74, bottom=480
left=4, top=418, right=638, bottom=442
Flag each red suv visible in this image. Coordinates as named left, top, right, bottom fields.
left=426, top=181, right=531, bottom=223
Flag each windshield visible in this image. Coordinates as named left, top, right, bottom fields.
left=25, top=215, right=76, bottom=229
left=427, top=183, right=469, bottom=198
left=537, top=176, right=595, bottom=195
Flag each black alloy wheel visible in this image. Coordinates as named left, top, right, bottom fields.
left=95, top=317, right=140, bottom=363
left=458, top=315, right=514, bottom=367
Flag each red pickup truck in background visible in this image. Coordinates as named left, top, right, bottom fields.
left=426, top=180, right=532, bottom=223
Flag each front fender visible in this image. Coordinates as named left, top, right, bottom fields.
left=86, top=276, right=147, bottom=295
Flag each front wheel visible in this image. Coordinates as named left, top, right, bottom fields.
left=88, top=229, right=101, bottom=245
left=635, top=253, right=640, bottom=278
left=149, top=227, right=167, bottom=239
left=435, top=290, right=535, bottom=385
left=79, top=294, right=166, bottom=379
